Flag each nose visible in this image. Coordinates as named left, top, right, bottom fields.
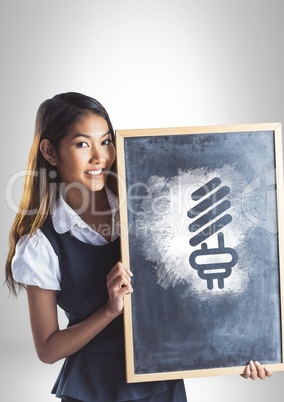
left=89, top=147, right=106, bottom=165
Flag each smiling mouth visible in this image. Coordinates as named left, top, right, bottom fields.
left=84, top=169, right=103, bottom=176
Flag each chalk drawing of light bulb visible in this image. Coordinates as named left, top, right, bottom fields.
left=189, top=232, right=238, bottom=290
left=187, top=177, right=233, bottom=246
left=188, top=176, right=238, bottom=290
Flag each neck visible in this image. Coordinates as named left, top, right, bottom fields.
left=64, top=187, right=110, bottom=217
left=63, top=186, right=113, bottom=242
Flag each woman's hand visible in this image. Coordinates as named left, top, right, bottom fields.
left=105, top=262, right=133, bottom=316
left=241, top=360, right=273, bottom=380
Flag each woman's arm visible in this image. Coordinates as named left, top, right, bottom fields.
left=27, top=262, right=133, bottom=364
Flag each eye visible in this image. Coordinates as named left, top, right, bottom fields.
left=102, top=138, right=112, bottom=146
left=76, top=141, right=89, bottom=148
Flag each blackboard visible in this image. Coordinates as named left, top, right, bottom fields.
left=116, top=123, right=284, bottom=382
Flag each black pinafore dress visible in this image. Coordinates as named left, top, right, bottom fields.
left=41, top=221, right=186, bottom=402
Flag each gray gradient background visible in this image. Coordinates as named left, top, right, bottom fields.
left=1, top=0, right=283, bottom=401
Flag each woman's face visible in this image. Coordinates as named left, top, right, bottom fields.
left=54, top=113, right=116, bottom=194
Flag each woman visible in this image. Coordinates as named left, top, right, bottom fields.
left=5, top=92, right=271, bottom=402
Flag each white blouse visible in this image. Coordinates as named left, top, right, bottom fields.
left=12, top=187, right=119, bottom=291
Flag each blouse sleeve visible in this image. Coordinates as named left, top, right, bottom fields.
left=11, top=229, right=61, bottom=291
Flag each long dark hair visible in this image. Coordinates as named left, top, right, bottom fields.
left=6, top=92, right=115, bottom=295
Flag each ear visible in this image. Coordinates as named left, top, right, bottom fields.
left=40, top=139, right=58, bottom=166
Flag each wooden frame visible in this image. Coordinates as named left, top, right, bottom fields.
left=116, top=123, right=284, bottom=382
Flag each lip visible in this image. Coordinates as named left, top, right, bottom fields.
left=84, top=169, right=104, bottom=177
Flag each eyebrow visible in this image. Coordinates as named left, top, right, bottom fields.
left=72, top=130, right=111, bottom=139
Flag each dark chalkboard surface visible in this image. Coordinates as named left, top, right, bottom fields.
left=116, top=123, right=284, bottom=382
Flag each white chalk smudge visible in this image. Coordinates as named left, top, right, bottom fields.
left=136, top=166, right=258, bottom=299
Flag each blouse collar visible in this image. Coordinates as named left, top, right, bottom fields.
left=51, top=187, right=119, bottom=235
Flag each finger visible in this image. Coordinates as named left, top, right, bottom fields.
left=107, top=270, right=132, bottom=291
left=107, top=276, right=132, bottom=297
left=255, top=361, right=266, bottom=380
left=107, top=264, right=132, bottom=287
left=109, top=261, right=133, bottom=278
left=109, top=271, right=133, bottom=292
left=118, top=275, right=131, bottom=289
left=121, top=282, right=134, bottom=295
left=106, top=263, right=122, bottom=283
left=255, top=361, right=273, bottom=379
left=241, top=363, right=251, bottom=379
left=264, top=366, right=273, bottom=378
left=249, top=360, right=258, bottom=380
left=107, top=262, right=133, bottom=283
left=107, top=278, right=133, bottom=301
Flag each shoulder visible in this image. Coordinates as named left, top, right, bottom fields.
left=15, top=227, right=55, bottom=254
left=12, top=228, right=61, bottom=290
